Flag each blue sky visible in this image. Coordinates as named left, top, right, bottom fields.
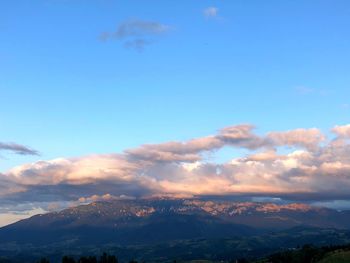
left=1, top=1, right=350, bottom=226
left=0, top=0, right=350, bottom=169
left=1, top=0, right=349, bottom=171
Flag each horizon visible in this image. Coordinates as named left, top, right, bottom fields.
left=1, top=0, right=350, bottom=229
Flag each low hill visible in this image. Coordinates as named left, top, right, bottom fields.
left=317, top=250, right=350, bottom=263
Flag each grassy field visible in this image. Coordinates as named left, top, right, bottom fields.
left=317, top=250, right=350, bottom=263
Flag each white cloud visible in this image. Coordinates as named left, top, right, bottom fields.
left=78, top=194, right=135, bottom=203
left=203, top=7, right=219, bottom=18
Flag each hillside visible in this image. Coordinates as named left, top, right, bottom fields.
left=317, top=250, right=350, bottom=263
left=1, top=198, right=350, bottom=262
left=1, top=198, right=350, bottom=247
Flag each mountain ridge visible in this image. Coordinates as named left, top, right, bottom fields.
left=2, top=198, right=350, bottom=262
left=2, top=198, right=350, bottom=247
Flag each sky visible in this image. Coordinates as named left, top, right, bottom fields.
left=0, top=0, right=350, bottom=227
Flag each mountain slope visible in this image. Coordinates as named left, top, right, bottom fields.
left=1, top=198, right=350, bottom=246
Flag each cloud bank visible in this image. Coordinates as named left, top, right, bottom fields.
left=2, top=123, right=350, bottom=225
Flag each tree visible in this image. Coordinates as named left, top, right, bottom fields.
left=107, top=255, right=118, bottom=263
left=62, top=256, right=76, bottom=263
left=78, top=256, right=97, bottom=263
left=99, top=252, right=118, bottom=263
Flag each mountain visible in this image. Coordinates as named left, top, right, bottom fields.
left=2, top=198, right=350, bottom=262
left=1, top=198, right=350, bottom=246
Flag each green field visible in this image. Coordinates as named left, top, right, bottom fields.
left=317, top=250, right=350, bottom=263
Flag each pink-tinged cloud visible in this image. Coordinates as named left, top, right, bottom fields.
left=2, top=123, right=350, bottom=221
left=267, top=128, right=325, bottom=150
left=332, top=124, right=350, bottom=138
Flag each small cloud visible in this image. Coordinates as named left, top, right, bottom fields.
left=295, top=86, right=315, bottom=95
left=0, top=142, right=39, bottom=156
left=203, top=7, right=219, bottom=18
left=341, top=103, right=349, bottom=110
left=295, top=86, right=328, bottom=96
left=124, top=39, right=151, bottom=52
left=78, top=194, right=135, bottom=204
left=114, top=20, right=170, bottom=38
left=100, top=19, right=171, bottom=51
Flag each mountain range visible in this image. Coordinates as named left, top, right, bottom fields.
left=1, top=198, right=350, bottom=262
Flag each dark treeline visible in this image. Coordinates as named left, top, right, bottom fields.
left=1, top=243, right=349, bottom=263
left=260, top=243, right=350, bottom=263
left=35, top=253, right=177, bottom=263
left=37, top=253, right=121, bottom=263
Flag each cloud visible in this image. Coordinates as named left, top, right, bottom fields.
left=78, top=194, right=135, bottom=204
left=3, top=123, right=350, bottom=225
left=332, top=124, right=350, bottom=138
left=125, top=136, right=222, bottom=163
left=114, top=20, right=169, bottom=38
left=244, top=150, right=279, bottom=162
left=125, top=124, right=271, bottom=163
left=0, top=142, right=39, bottom=156
left=295, top=86, right=328, bottom=96
left=203, top=7, right=218, bottom=18
left=267, top=128, right=325, bottom=150
left=218, top=124, right=270, bottom=149
left=341, top=103, right=349, bottom=110
left=124, top=39, right=151, bottom=52
left=100, top=19, right=170, bottom=51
